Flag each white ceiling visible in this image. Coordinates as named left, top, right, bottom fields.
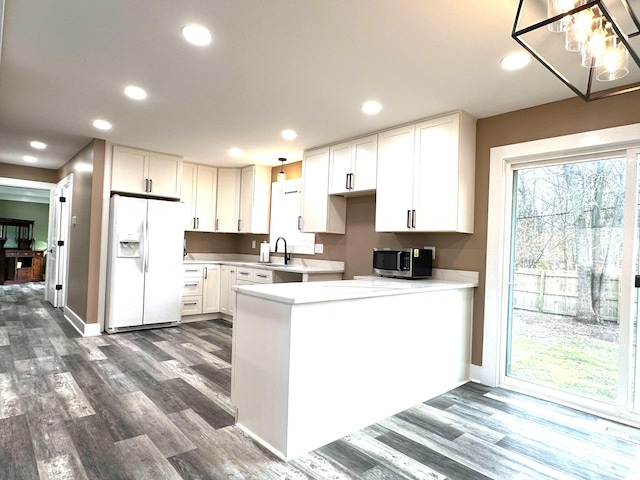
left=0, top=0, right=574, bottom=172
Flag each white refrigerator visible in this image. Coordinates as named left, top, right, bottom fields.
left=106, top=195, right=185, bottom=332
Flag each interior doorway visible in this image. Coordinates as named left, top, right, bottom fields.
left=0, top=176, right=71, bottom=306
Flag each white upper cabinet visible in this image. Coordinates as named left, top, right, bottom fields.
left=216, top=168, right=241, bottom=233
left=239, top=164, right=271, bottom=234
left=328, top=134, right=378, bottom=195
left=375, top=111, right=476, bottom=233
left=182, top=163, right=217, bottom=232
left=111, top=145, right=182, bottom=199
left=375, top=125, right=416, bottom=232
left=300, top=147, right=346, bottom=234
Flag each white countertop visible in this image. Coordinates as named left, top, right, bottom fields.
left=183, top=253, right=344, bottom=275
left=234, top=271, right=478, bottom=305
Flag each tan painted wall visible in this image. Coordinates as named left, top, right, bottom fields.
left=58, top=139, right=106, bottom=324
left=0, top=163, right=58, bottom=183
left=256, top=95, right=640, bottom=366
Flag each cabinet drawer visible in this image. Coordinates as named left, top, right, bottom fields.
left=182, top=278, right=203, bottom=296
left=236, top=267, right=254, bottom=281
left=181, top=296, right=202, bottom=315
left=253, top=269, right=273, bottom=284
left=18, top=251, right=33, bottom=258
left=183, top=264, right=204, bottom=277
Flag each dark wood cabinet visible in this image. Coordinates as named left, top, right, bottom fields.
left=1, top=250, right=44, bottom=284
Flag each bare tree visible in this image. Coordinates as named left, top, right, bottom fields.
left=515, top=157, right=625, bottom=324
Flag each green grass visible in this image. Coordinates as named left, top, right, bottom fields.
left=509, top=333, right=619, bottom=403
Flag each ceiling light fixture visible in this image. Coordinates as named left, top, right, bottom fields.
left=23, top=155, right=37, bottom=163
left=30, top=141, right=47, bottom=149
left=277, top=157, right=287, bottom=182
left=361, top=100, right=382, bottom=115
left=92, top=119, right=112, bottom=130
left=500, top=52, right=531, bottom=70
left=229, top=148, right=243, bottom=158
left=181, top=24, right=212, bottom=46
left=124, top=85, right=147, bottom=100
left=512, top=0, right=640, bottom=101
left=281, top=129, right=297, bottom=140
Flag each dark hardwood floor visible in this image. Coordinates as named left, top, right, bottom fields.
left=2, top=282, right=640, bottom=479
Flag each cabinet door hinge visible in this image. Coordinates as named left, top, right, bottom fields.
left=55, top=284, right=63, bottom=290
left=59, top=196, right=66, bottom=202
left=57, top=240, right=64, bottom=246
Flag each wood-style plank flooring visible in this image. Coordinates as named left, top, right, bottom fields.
left=2, top=282, right=640, bottom=479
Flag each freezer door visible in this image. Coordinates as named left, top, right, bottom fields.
left=106, top=195, right=146, bottom=329
left=143, top=199, right=185, bottom=325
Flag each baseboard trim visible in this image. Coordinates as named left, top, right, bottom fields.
left=63, top=307, right=102, bottom=337
left=470, top=364, right=483, bottom=384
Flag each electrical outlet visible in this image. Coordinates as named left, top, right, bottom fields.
left=251, top=240, right=256, bottom=249
left=314, top=243, right=324, bottom=254
left=424, top=246, right=436, bottom=259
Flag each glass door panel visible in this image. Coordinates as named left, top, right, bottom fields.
left=507, top=157, right=626, bottom=405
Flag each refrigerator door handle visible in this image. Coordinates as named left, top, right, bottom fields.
left=143, top=217, right=149, bottom=273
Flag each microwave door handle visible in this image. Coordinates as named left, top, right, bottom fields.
left=397, top=252, right=403, bottom=270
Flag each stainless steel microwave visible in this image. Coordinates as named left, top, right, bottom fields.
left=372, top=248, right=433, bottom=279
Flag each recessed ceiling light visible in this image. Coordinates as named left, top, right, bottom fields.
left=93, top=119, right=112, bottom=130
left=124, top=85, right=147, bottom=100
left=500, top=52, right=531, bottom=71
left=281, top=130, right=297, bottom=140
left=181, top=24, right=212, bottom=46
left=30, top=141, right=47, bottom=149
left=361, top=100, right=382, bottom=115
left=23, top=155, right=37, bottom=163
left=229, top=148, right=244, bottom=158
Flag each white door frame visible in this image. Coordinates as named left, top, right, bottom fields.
left=484, top=123, right=640, bottom=424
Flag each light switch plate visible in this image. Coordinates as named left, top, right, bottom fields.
left=314, top=244, right=324, bottom=254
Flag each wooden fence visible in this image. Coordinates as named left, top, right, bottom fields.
left=513, top=268, right=620, bottom=321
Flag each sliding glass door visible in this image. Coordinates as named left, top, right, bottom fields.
left=506, top=151, right=640, bottom=418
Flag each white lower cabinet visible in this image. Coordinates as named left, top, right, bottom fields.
left=202, top=265, right=220, bottom=314
left=181, top=264, right=220, bottom=317
left=220, top=264, right=237, bottom=316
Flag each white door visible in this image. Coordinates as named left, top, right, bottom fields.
left=143, top=199, right=185, bottom=324
left=503, top=150, right=640, bottom=422
left=45, top=174, right=72, bottom=308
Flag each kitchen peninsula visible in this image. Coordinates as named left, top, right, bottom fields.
left=231, top=269, right=478, bottom=460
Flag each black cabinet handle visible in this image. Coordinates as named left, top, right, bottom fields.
left=406, top=210, right=411, bottom=229
left=204, top=267, right=208, bottom=279
left=412, top=210, right=416, bottom=228
left=298, top=216, right=302, bottom=231
left=149, top=179, right=153, bottom=193
left=145, top=178, right=149, bottom=192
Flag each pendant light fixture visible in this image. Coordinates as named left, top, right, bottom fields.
left=512, top=0, right=640, bottom=101
left=277, top=157, right=287, bottom=182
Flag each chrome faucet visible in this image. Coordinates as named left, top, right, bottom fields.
left=275, top=237, right=290, bottom=265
